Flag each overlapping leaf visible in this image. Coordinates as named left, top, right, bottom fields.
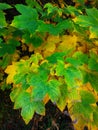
left=66, top=51, right=88, bottom=67
left=37, top=19, right=73, bottom=35
left=74, top=8, right=98, bottom=38
left=0, top=3, right=12, bottom=10
left=93, top=110, right=98, bottom=127
left=11, top=4, right=38, bottom=33
left=5, top=62, right=17, bottom=84
left=83, top=72, right=98, bottom=92
left=57, top=84, right=68, bottom=111
left=47, top=51, right=70, bottom=64
left=56, top=60, right=65, bottom=76
left=0, top=11, right=7, bottom=28
left=88, top=53, right=98, bottom=72
left=80, top=90, right=96, bottom=104
left=64, top=66, right=82, bottom=87
left=47, top=79, right=61, bottom=102
left=2, top=2, right=98, bottom=129
left=0, top=3, right=12, bottom=28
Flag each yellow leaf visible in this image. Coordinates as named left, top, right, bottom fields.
left=68, top=88, right=81, bottom=102
left=50, top=64, right=56, bottom=76
left=57, top=99, right=67, bottom=112
left=26, top=86, right=33, bottom=93
left=43, top=42, right=56, bottom=57
left=5, top=62, right=17, bottom=84
left=40, top=59, right=48, bottom=65
left=90, top=125, right=98, bottom=130
left=90, top=30, right=98, bottom=39
left=73, top=119, right=87, bottom=130
left=30, top=63, right=39, bottom=72
left=90, top=48, right=98, bottom=55
left=58, top=35, right=77, bottom=51
left=43, top=94, right=50, bottom=104
left=46, top=35, right=60, bottom=44
left=73, top=118, right=98, bottom=130
left=94, top=40, right=98, bottom=47
left=35, top=35, right=60, bottom=57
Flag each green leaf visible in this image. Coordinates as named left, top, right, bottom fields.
left=30, top=35, right=43, bottom=47
left=14, top=73, right=25, bottom=84
left=25, top=0, right=43, bottom=13
left=22, top=33, right=43, bottom=47
left=14, top=74, right=29, bottom=90
left=11, top=87, right=45, bottom=124
left=47, top=51, right=71, bottom=64
left=56, top=19, right=73, bottom=34
left=0, top=38, right=20, bottom=56
left=15, top=4, right=38, bottom=19
left=34, top=101, right=45, bottom=115
left=0, top=3, right=12, bottom=10
left=37, top=21, right=56, bottom=34
left=28, top=69, right=49, bottom=100
left=72, top=102, right=85, bottom=115
left=68, top=88, right=80, bottom=101
left=66, top=57, right=82, bottom=67
left=0, top=38, right=3, bottom=43
left=16, top=60, right=30, bottom=74
left=44, top=3, right=58, bottom=14
left=0, top=54, right=11, bottom=69
left=64, top=66, right=82, bottom=87
left=29, top=53, right=43, bottom=64
left=28, top=71, right=48, bottom=87
left=83, top=73, right=98, bottom=92
left=47, top=79, right=61, bottom=102
left=86, top=8, right=98, bottom=25
left=57, top=84, right=68, bottom=111
left=56, top=60, right=65, bottom=76
left=0, top=11, right=7, bottom=28
left=64, top=6, right=82, bottom=16
left=31, top=82, right=47, bottom=100
left=66, top=52, right=88, bottom=67
left=93, top=111, right=98, bottom=127
left=80, top=90, right=96, bottom=104
left=8, top=38, right=20, bottom=46
left=73, top=24, right=88, bottom=38
left=21, top=102, right=35, bottom=124
left=89, top=74, right=98, bottom=92
left=10, top=87, right=22, bottom=102
left=11, top=4, right=38, bottom=33
left=0, top=43, right=16, bottom=56
left=47, top=52, right=65, bottom=64
left=88, top=58, right=98, bottom=72
left=74, top=15, right=90, bottom=27
left=21, top=101, right=45, bottom=124
left=73, top=102, right=93, bottom=120
left=14, top=91, right=31, bottom=109
left=90, top=26, right=98, bottom=38
left=74, top=8, right=98, bottom=38
left=38, top=20, right=73, bottom=35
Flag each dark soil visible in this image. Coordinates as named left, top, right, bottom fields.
left=0, top=89, right=75, bottom=130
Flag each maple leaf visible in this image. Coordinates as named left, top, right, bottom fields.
left=11, top=4, right=38, bottom=33
left=58, top=35, right=77, bottom=51
left=5, top=62, right=17, bottom=84
left=74, top=8, right=98, bottom=38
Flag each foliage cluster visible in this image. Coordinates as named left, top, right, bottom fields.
left=0, top=0, right=98, bottom=129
